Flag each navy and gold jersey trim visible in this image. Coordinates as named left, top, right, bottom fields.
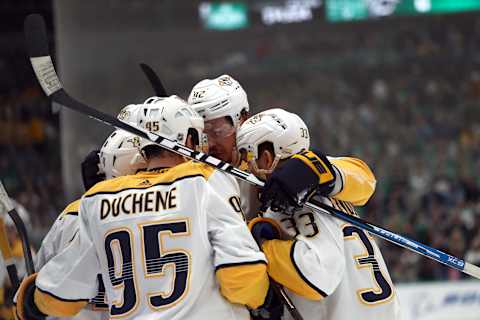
left=290, top=240, right=328, bottom=298
left=84, top=173, right=205, bottom=198
left=215, top=260, right=267, bottom=271
left=36, top=287, right=90, bottom=303
left=59, top=199, right=81, bottom=220
left=64, top=212, right=78, bottom=217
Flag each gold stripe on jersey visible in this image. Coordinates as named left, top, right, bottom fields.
left=59, top=199, right=81, bottom=219
left=262, top=239, right=326, bottom=300
left=216, top=262, right=269, bottom=309
left=84, top=161, right=215, bottom=198
left=330, top=157, right=376, bottom=206
left=34, top=288, right=88, bottom=317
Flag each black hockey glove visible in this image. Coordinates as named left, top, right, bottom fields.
left=250, top=285, right=284, bottom=320
left=260, top=150, right=337, bottom=215
left=81, top=150, right=105, bottom=190
left=248, top=217, right=281, bottom=247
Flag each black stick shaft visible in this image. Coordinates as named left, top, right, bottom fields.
left=8, top=209, right=35, bottom=275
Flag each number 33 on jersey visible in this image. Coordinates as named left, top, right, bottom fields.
left=264, top=197, right=401, bottom=320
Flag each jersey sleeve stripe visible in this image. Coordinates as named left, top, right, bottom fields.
left=215, top=259, right=267, bottom=271
left=34, top=287, right=88, bottom=317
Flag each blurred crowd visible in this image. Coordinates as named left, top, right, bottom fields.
left=0, top=84, right=63, bottom=244
left=239, top=16, right=480, bottom=282
left=3, top=14, right=480, bottom=284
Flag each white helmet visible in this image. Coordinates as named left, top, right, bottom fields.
left=188, top=74, right=249, bottom=128
left=99, top=129, right=147, bottom=179
left=236, top=108, right=310, bottom=176
left=136, top=95, right=207, bottom=151
left=117, top=104, right=142, bottom=125
left=117, top=97, right=165, bottom=125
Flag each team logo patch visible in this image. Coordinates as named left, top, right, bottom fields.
left=127, top=136, right=141, bottom=148
left=218, top=76, right=233, bottom=86
left=117, top=109, right=130, bottom=121
left=139, top=179, right=152, bottom=186
left=192, top=90, right=205, bottom=100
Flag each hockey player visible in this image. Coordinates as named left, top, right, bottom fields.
left=188, top=74, right=258, bottom=217
left=15, top=96, right=270, bottom=320
left=34, top=127, right=148, bottom=320
left=188, top=74, right=249, bottom=165
left=237, top=108, right=401, bottom=319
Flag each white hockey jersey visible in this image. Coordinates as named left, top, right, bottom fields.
left=260, top=157, right=401, bottom=320
left=265, top=198, right=401, bottom=320
left=35, top=199, right=109, bottom=320
left=33, top=162, right=269, bottom=320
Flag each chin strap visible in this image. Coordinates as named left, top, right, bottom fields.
left=248, top=155, right=282, bottom=181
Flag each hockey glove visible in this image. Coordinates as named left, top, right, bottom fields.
left=260, top=150, right=337, bottom=215
left=248, top=217, right=281, bottom=247
left=81, top=150, right=105, bottom=190
left=249, top=285, right=284, bottom=320
left=14, top=274, right=46, bottom=320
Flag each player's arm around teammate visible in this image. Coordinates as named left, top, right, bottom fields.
left=236, top=108, right=347, bottom=299
left=238, top=108, right=377, bottom=296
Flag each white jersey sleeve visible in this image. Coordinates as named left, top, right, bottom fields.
left=35, top=213, right=79, bottom=270
left=206, top=171, right=265, bottom=267
left=36, top=199, right=100, bottom=303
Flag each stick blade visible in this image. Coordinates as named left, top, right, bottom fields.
left=24, top=14, right=49, bottom=58
left=24, top=14, right=63, bottom=96
left=139, top=63, right=168, bottom=97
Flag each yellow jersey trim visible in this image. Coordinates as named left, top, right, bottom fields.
left=330, top=157, right=376, bottom=206
left=262, top=239, right=325, bottom=300
left=84, top=161, right=215, bottom=198
left=216, top=262, right=269, bottom=309
left=34, top=287, right=88, bottom=317
left=59, top=199, right=81, bottom=220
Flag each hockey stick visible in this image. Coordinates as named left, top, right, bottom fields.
left=0, top=211, right=20, bottom=291
left=139, top=63, right=168, bottom=97
left=24, top=13, right=480, bottom=285
left=0, top=182, right=35, bottom=277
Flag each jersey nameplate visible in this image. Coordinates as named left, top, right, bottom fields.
left=100, top=187, right=178, bottom=220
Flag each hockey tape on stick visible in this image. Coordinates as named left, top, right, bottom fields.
left=0, top=182, right=14, bottom=212
left=24, top=14, right=480, bottom=282
left=0, top=181, right=21, bottom=289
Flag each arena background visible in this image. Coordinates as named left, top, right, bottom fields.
left=2, top=0, right=480, bottom=318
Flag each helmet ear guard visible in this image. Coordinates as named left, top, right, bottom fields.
left=237, top=147, right=281, bottom=181
left=135, top=95, right=207, bottom=158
